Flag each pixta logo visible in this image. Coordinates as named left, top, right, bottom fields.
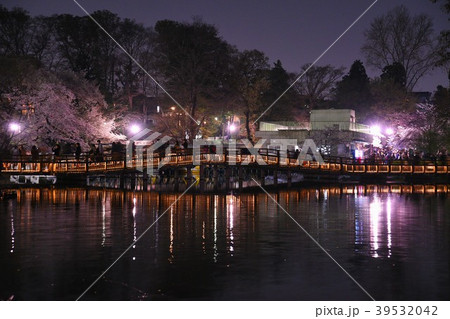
left=127, top=129, right=324, bottom=175
left=126, top=129, right=173, bottom=176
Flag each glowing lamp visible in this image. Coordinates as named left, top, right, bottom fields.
left=129, top=124, right=141, bottom=135
left=355, top=149, right=364, bottom=159
left=228, top=123, right=237, bottom=133
left=9, top=122, right=20, bottom=133
left=370, top=125, right=381, bottom=136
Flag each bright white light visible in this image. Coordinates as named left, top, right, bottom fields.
left=373, top=136, right=382, bottom=148
left=129, top=124, right=141, bottom=134
left=385, top=128, right=394, bottom=135
left=228, top=123, right=237, bottom=133
left=9, top=122, right=20, bottom=133
left=156, top=106, right=160, bottom=113
left=355, top=149, right=364, bottom=159
left=370, top=125, right=381, bottom=136
left=370, top=197, right=382, bottom=258
left=214, top=117, right=218, bottom=121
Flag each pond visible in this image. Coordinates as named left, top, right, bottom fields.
left=0, top=185, right=448, bottom=300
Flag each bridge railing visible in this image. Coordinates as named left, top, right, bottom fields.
left=1, top=149, right=449, bottom=174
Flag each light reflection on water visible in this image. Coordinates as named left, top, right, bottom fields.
left=0, top=186, right=449, bottom=300
left=10, top=210, right=15, bottom=253
left=370, top=197, right=381, bottom=258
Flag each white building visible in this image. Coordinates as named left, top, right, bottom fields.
left=256, top=109, right=375, bottom=157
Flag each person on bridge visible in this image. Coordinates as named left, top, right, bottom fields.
left=31, top=145, right=39, bottom=161
left=97, top=140, right=103, bottom=154
left=18, top=145, right=27, bottom=161
left=96, top=140, right=104, bottom=161
left=75, top=143, right=82, bottom=161
left=52, top=143, right=61, bottom=160
left=89, top=144, right=97, bottom=162
left=11, top=145, right=20, bottom=160
left=182, top=138, right=189, bottom=153
left=174, top=140, right=182, bottom=155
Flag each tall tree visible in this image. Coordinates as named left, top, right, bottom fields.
left=294, top=64, right=344, bottom=110
left=233, top=49, right=270, bottom=141
left=430, top=0, right=450, bottom=82
left=0, top=6, right=55, bottom=65
left=53, top=11, right=122, bottom=102
left=0, top=5, right=31, bottom=56
left=380, top=62, right=407, bottom=89
left=367, top=77, right=416, bottom=149
left=411, top=90, right=449, bottom=154
left=263, top=60, right=296, bottom=120
left=334, top=60, right=371, bottom=114
left=0, top=58, right=119, bottom=151
left=431, top=85, right=450, bottom=150
left=154, top=19, right=232, bottom=141
left=430, top=0, right=450, bottom=12
left=116, top=18, right=156, bottom=110
left=362, top=5, right=440, bottom=91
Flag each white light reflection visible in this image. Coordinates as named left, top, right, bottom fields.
left=226, top=195, right=236, bottom=256
left=213, top=195, right=218, bottom=262
left=101, top=193, right=111, bottom=247
left=369, top=197, right=381, bottom=258
left=386, top=197, right=392, bottom=257
left=132, top=197, right=137, bottom=241
left=169, top=206, right=174, bottom=263
left=354, top=196, right=367, bottom=249
left=10, top=211, right=15, bottom=253
left=132, top=197, right=137, bottom=260
left=102, top=202, right=106, bottom=247
left=202, top=221, right=206, bottom=254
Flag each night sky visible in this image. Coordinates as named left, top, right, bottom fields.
left=2, top=0, right=449, bottom=92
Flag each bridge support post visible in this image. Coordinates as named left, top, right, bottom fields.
left=186, top=166, right=193, bottom=185
left=287, top=170, right=292, bottom=187
left=213, top=165, right=219, bottom=191
left=119, top=172, right=125, bottom=189
left=143, top=170, right=148, bottom=191
left=174, top=168, right=179, bottom=192
left=273, top=169, right=278, bottom=186
left=261, top=168, right=266, bottom=186
left=130, top=173, right=136, bottom=190
left=200, top=164, right=206, bottom=192
left=238, top=165, right=243, bottom=190
left=225, top=166, right=231, bottom=190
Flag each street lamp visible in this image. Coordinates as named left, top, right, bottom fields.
left=228, top=123, right=237, bottom=133
left=370, top=125, right=381, bottom=136
left=385, top=128, right=394, bottom=135
left=129, top=124, right=141, bottom=135
left=9, top=122, right=21, bottom=134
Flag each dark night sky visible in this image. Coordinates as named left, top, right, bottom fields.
left=2, top=0, right=449, bottom=92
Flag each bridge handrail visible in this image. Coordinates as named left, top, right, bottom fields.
left=1, top=148, right=449, bottom=169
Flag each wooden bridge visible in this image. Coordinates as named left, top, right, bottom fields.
left=1, top=149, right=449, bottom=191
left=1, top=149, right=449, bottom=174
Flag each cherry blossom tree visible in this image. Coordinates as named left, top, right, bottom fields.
left=1, top=61, right=122, bottom=153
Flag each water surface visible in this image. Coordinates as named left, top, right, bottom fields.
left=0, top=186, right=449, bottom=300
